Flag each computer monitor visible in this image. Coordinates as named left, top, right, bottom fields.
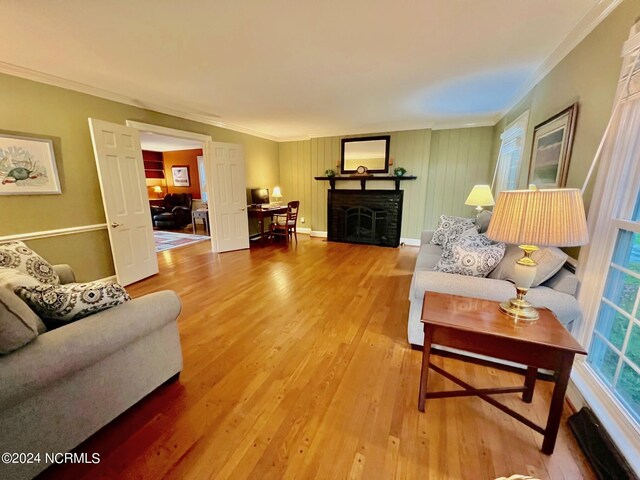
left=250, top=188, right=270, bottom=205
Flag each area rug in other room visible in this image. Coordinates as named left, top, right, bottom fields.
left=153, top=231, right=210, bottom=252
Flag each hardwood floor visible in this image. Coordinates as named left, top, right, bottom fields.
left=41, top=236, right=594, bottom=479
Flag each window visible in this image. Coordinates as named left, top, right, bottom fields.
left=492, top=111, right=529, bottom=196
left=573, top=28, right=640, bottom=472
left=588, top=191, right=640, bottom=423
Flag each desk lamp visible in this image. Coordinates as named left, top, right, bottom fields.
left=272, top=186, right=283, bottom=205
left=486, top=189, right=588, bottom=321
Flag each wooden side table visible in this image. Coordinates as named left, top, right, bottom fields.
left=192, top=209, right=209, bottom=235
left=418, top=291, right=586, bottom=454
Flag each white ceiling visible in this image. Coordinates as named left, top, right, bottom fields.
left=0, top=0, right=617, bottom=141
left=139, top=132, right=203, bottom=152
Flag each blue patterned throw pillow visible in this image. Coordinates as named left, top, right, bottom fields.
left=435, top=233, right=506, bottom=277
left=0, top=241, right=60, bottom=284
left=15, top=281, right=131, bottom=322
left=430, top=215, right=477, bottom=249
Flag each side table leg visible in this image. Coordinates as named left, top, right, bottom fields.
left=523, top=366, right=537, bottom=403
left=418, top=325, right=434, bottom=413
left=542, top=353, right=575, bottom=454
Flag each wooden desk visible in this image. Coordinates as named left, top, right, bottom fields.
left=192, top=209, right=209, bottom=235
left=419, top=291, right=586, bottom=455
left=247, top=206, right=288, bottom=241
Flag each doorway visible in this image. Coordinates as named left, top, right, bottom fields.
left=137, top=130, right=210, bottom=253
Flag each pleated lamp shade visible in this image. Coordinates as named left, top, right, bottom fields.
left=486, top=189, right=589, bottom=247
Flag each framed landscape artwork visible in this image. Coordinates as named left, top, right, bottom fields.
left=0, top=133, right=61, bottom=195
left=527, top=103, right=578, bottom=188
left=171, top=165, right=190, bottom=187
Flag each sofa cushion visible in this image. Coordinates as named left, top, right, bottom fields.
left=0, top=269, right=47, bottom=335
left=435, top=234, right=506, bottom=277
left=488, top=245, right=568, bottom=287
left=430, top=215, right=477, bottom=248
left=16, top=281, right=131, bottom=323
left=415, top=243, right=443, bottom=271
left=0, top=241, right=60, bottom=284
left=0, top=288, right=42, bottom=354
left=0, top=290, right=181, bottom=410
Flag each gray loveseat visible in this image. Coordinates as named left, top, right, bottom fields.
left=0, top=265, right=183, bottom=480
left=408, top=230, right=581, bottom=348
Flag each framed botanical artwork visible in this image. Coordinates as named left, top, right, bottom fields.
left=0, top=133, right=61, bottom=195
left=171, top=165, right=190, bottom=187
left=527, top=103, right=578, bottom=189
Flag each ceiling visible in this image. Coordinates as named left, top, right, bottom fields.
left=139, top=132, right=203, bottom=152
left=0, top=0, right=617, bottom=141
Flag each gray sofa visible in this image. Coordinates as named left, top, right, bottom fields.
left=408, top=230, right=581, bottom=348
left=0, top=265, right=183, bottom=480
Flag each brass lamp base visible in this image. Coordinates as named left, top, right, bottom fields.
left=499, top=297, right=539, bottom=321
left=499, top=245, right=541, bottom=322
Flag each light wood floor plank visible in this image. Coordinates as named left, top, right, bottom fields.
left=40, top=237, right=594, bottom=480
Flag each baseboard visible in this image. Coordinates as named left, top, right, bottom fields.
left=400, top=237, right=420, bottom=247
left=296, top=227, right=311, bottom=234
left=310, top=231, right=328, bottom=238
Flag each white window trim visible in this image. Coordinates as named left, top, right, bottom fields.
left=491, top=110, right=529, bottom=195
left=571, top=22, right=640, bottom=476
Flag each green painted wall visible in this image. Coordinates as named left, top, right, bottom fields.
left=0, top=73, right=279, bottom=280
left=491, top=0, right=640, bottom=211
left=279, top=126, right=494, bottom=240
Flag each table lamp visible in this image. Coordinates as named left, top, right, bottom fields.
left=486, top=189, right=588, bottom=321
left=153, top=185, right=163, bottom=198
left=465, top=185, right=495, bottom=213
left=272, top=186, right=283, bottom=205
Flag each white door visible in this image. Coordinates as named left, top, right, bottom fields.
left=207, top=142, right=249, bottom=252
left=88, top=118, right=158, bottom=285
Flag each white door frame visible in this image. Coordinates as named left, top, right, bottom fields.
left=125, top=121, right=217, bottom=249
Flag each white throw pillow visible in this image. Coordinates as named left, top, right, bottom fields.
left=0, top=241, right=60, bottom=284
left=435, top=234, right=506, bottom=277
left=15, top=281, right=131, bottom=322
left=430, top=215, right=477, bottom=249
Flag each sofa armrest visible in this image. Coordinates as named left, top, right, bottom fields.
left=150, top=205, right=166, bottom=216
left=171, top=206, right=191, bottom=215
left=420, top=230, right=435, bottom=245
left=0, top=290, right=182, bottom=410
left=52, top=264, right=76, bottom=285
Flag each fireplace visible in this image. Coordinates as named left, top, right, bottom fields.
left=328, top=190, right=403, bottom=247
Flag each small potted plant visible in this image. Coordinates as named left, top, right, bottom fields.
left=325, top=169, right=336, bottom=177
left=393, top=167, right=407, bottom=177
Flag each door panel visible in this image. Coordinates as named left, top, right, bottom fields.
left=89, top=118, right=158, bottom=285
left=207, top=142, right=249, bottom=252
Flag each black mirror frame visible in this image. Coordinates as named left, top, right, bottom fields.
left=340, top=135, right=391, bottom=174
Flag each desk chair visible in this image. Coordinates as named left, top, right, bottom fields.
left=270, top=201, right=300, bottom=242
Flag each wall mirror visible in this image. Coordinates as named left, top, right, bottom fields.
left=341, top=135, right=390, bottom=174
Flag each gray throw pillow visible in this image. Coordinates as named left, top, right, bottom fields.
left=0, top=288, right=43, bottom=354
left=15, top=281, right=131, bottom=323
left=430, top=215, right=477, bottom=249
left=476, top=210, right=492, bottom=233
left=0, top=241, right=60, bottom=284
left=488, top=245, right=568, bottom=287
left=435, top=234, right=506, bottom=277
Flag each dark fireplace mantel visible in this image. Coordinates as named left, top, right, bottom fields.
left=327, top=189, right=403, bottom=247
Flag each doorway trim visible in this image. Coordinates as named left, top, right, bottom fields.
left=125, top=121, right=216, bottom=250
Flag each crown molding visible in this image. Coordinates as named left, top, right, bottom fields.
left=498, top=0, right=623, bottom=122
left=0, top=61, right=279, bottom=142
